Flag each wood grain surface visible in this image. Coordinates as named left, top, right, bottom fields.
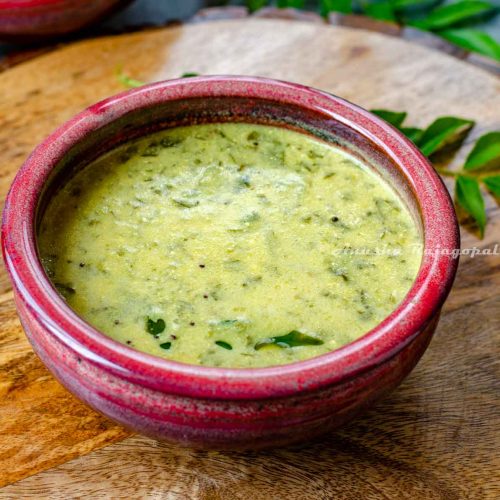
left=0, top=19, right=498, bottom=499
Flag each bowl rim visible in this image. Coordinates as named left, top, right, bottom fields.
left=1, top=75, right=460, bottom=399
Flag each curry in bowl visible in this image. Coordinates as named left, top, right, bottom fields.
left=39, top=122, right=422, bottom=368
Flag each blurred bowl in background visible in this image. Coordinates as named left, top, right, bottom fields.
left=0, top=0, right=134, bottom=42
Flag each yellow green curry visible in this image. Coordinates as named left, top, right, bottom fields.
left=39, top=123, right=422, bottom=368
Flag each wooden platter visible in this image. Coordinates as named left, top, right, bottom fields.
left=0, top=19, right=499, bottom=499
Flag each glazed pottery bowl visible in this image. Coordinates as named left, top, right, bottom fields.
left=2, top=76, right=459, bottom=449
left=0, top=0, right=132, bottom=41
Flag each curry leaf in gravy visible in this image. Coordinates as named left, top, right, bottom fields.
left=215, top=341, right=233, bottom=350
left=146, top=318, right=166, bottom=335
left=255, top=330, right=324, bottom=350
left=39, top=122, right=423, bottom=367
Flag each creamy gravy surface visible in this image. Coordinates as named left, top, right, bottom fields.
left=39, top=123, right=422, bottom=368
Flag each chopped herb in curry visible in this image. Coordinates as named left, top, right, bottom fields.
left=39, top=123, right=422, bottom=368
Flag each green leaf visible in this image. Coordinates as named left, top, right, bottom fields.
left=246, top=0, right=268, bottom=12
left=464, top=132, right=500, bottom=170
left=277, top=0, right=305, bottom=7
left=438, top=29, right=500, bottom=60
left=455, top=175, right=486, bottom=237
left=160, top=342, right=172, bottom=350
left=255, top=330, right=324, bottom=350
left=393, top=0, right=444, bottom=10
left=483, top=175, right=500, bottom=197
left=320, top=0, right=353, bottom=16
left=411, top=1, right=497, bottom=31
left=400, top=127, right=424, bottom=143
left=215, top=340, right=233, bottom=350
left=116, top=66, right=145, bottom=88
left=417, top=116, right=475, bottom=156
left=181, top=72, right=200, bottom=78
left=371, top=109, right=407, bottom=127
left=363, top=1, right=397, bottom=21
left=146, top=317, right=166, bottom=335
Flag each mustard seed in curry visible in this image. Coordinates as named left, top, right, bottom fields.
left=38, top=123, right=422, bottom=368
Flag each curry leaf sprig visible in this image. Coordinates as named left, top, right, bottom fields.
left=372, top=108, right=500, bottom=237
left=245, top=0, right=500, bottom=60
left=255, top=330, right=324, bottom=350
left=371, top=109, right=476, bottom=155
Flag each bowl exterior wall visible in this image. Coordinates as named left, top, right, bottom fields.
left=16, top=291, right=439, bottom=449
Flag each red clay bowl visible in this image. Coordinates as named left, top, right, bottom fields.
left=0, top=0, right=132, bottom=41
left=2, top=76, right=459, bottom=449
